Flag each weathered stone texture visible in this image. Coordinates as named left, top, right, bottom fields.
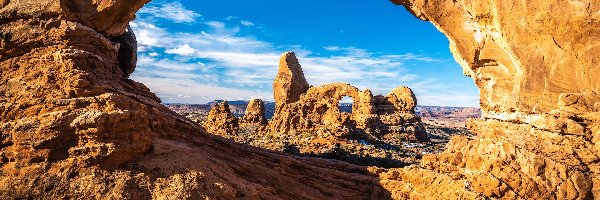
left=241, top=99, right=268, bottom=125
left=273, top=52, right=310, bottom=108
left=203, top=101, right=239, bottom=136
left=0, top=0, right=392, bottom=199
left=383, top=0, right=600, bottom=199
left=268, top=52, right=427, bottom=142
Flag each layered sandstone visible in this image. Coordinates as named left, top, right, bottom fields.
left=383, top=0, right=600, bottom=199
left=203, top=101, right=239, bottom=136
left=0, top=1, right=392, bottom=198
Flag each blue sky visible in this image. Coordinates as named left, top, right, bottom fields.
left=130, top=0, right=480, bottom=107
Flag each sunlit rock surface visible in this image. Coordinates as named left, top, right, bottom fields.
left=240, top=99, right=268, bottom=126
left=0, top=0, right=392, bottom=198
left=383, top=0, right=600, bottom=199
left=203, top=101, right=239, bottom=137
left=268, top=52, right=427, bottom=142
left=273, top=52, right=310, bottom=109
left=1, top=0, right=597, bottom=198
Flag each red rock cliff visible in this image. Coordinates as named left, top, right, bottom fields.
left=380, top=0, right=600, bottom=199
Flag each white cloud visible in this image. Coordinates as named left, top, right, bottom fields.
left=166, top=44, right=196, bottom=56
left=132, top=76, right=273, bottom=104
left=205, top=21, right=226, bottom=29
left=129, top=22, right=167, bottom=52
left=381, top=53, right=442, bottom=62
left=240, top=20, right=255, bottom=26
left=138, top=2, right=201, bottom=23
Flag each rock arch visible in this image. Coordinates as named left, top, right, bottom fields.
left=301, top=83, right=367, bottom=126
left=1, top=0, right=597, bottom=199
left=268, top=53, right=426, bottom=141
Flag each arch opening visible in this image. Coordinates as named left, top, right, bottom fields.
left=338, top=96, right=354, bottom=114
left=132, top=1, right=483, bottom=168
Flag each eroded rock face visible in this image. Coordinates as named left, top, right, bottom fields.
left=268, top=52, right=427, bottom=142
left=0, top=0, right=171, bottom=171
left=0, top=0, right=150, bottom=36
left=273, top=52, right=310, bottom=109
left=384, top=86, right=417, bottom=113
left=203, top=101, right=239, bottom=136
left=384, top=0, right=600, bottom=199
left=241, top=99, right=267, bottom=125
left=0, top=1, right=392, bottom=198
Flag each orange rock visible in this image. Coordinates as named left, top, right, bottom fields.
left=240, top=99, right=268, bottom=125
left=203, top=101, right=239, bottom=136
left=273, top=52, right=310, bottom=109
left=0, top=1, right=392, bottom=198
left=385, top=86, right=417, bottom=113
left=380, top=0, right=600, bottom=199
left=268, top=52, right=427, bottom=141
left=3, top=0, right=598, bottom=198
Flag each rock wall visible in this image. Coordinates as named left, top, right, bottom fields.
left=268, top=52, right=427, bottom=141
left=383, top=0, right=600, bottom=199
left=394, top=0, right=600, bottom=116
left=0, top=0, right=178, bottom=171
left=0, top=1, right=391, bottom=198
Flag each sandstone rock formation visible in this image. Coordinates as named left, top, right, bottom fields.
left=383, top=86, right=417, bottom=113
left=4, top=0, right=597, bottom=198
left=273, top=52, right=310, bottom=109
left=203, top=101, right=239, bottom=136
left=241, top=99, right=268, bottom=125
left=0, top=1, right=392, bottom=198
left=382, top=0, right=600, bottom=199
left=268, top=52, right=427, bottom=142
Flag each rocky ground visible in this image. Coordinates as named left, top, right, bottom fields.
left=166, top=103, right=478, bottom=167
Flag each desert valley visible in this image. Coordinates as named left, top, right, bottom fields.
left=165, top=55, right=482, bottom=167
